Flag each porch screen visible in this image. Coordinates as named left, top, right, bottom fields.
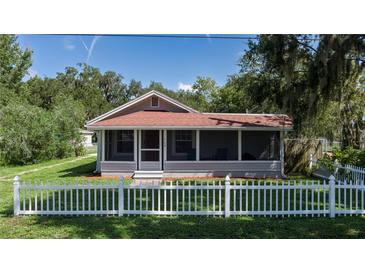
left=105, top=130, right=134, bottom=161
left=199, top=131, right=238, bottom=161
left=241, top=131, right=280, bottom=160
left=167, top=130, right=196, bottom=161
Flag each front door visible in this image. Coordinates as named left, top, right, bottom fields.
left=139, top=130, right=162, bottom=170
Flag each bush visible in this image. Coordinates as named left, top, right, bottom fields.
left=74, top=143, right=86, bottom=157
left=0, top=102, right=57, bottom=165
left=0, top=97, right=86, bottom=166
left=331, top=147, right=365, bottom=167
left=317, top=154, right=337, bottom=173
left=318, top=147, right=365, bottom=171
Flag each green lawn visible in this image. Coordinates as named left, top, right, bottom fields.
left=1, top=215, right=365, bottom=239
left=1, top=156, right=365, bottom=239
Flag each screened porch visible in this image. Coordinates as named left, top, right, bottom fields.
left=101, top=129, right=282, bottom=171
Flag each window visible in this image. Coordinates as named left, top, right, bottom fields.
left=105, top=130, right=134, bottom=161
left=151, top=96, right=159, bottom=107
left=200, top=131, right=238, bottom=161
left=167, top=130, right=196, bottom=161
left=242, top=131, right=280, bottom=160
left=175, top=131, right=193, bottom=153
left=117, top=131, right=134, bottom=153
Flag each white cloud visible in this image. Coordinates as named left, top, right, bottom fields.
left=177, top=82, right=193, bottom=91
left=65, top=44, right=75, bottom=50
left=63, top=36, right=76, bottom=50
left=79, top=35, right=101, bottom=63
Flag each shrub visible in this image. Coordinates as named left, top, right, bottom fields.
left=0, top=102, right=57, bottom=165
left=331, top=147, right=365, bottom=167
left=0, top=97, right=86, bottom=166
left=318, top=147, right=365, bottom=171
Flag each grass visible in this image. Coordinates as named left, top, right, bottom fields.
left=1, top=155, right=365, bottom=239
left=0, top=154, right=96, bottom=180
left=0, top=155, right=98, bottom=217
left=2, top=215, right=365, bottom=239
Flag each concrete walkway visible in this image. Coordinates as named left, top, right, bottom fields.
left=0, top=154, right=96, bottom=181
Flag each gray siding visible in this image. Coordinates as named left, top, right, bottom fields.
left=164, top=161, right=282, bottom=177
left=100, top=161, right=282, bottom=178
left=101, top=161, right=137, bottom=172
left=164, top=161, right=282, bottom=178
left=164, top=161, right=281, bottom=171
left=140, top=162, right=161, bottom=170
left=108, top=97, right=187, bottom=119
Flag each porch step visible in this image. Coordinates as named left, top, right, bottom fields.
left=133, top=171, right=164, bottom=179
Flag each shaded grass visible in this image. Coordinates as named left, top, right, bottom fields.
left=1, top=215, right=365, bottom=239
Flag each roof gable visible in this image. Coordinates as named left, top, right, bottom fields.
left=87, top=90, right=198, bottom=126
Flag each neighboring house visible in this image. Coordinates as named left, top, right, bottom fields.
left=86, top=90, right=292, bottom=179
left=80, top=129, right=94, bottom=147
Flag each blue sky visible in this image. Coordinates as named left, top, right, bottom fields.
left=18, top=35, right=250, bottom=91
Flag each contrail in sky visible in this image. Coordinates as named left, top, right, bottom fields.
left=79, top=35, right=100, bottom=63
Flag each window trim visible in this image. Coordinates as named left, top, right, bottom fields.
left=174, top=130, right=194, bottom=154
left=105, top=130, right=135, bottom=161
left=151, top=96, right=159, bottom=108
left=115, top=131, right=134, bottom=154
left=166, top=130, right=197, bottom=161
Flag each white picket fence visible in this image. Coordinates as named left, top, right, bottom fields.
left=335, top=163, right=365, bottom=183
left=13, top=175, right=365, bottom=218
left=309, top=155, right=365, bottom=183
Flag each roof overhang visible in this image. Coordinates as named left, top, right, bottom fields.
left=86, top=125, right=292, bottom=131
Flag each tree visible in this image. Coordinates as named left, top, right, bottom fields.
left=52, top=96, right=86, bottom=157
left=0, top=96, right=87, bottom=165
left=339, top=73, right=365, bottom=148
left=0, top=35, right=32, bottom=92
left=146, top=81, right=177, bottom=99
left=99, top=71, right=128, bottom=107
left=54, top=64, right=128, bottom=120
left=238, top=34, right=365, bottom=146
left=25, top=76, right=63, bottom=109
left=126, top=79, right=144, bottom=99
left=192, top=76, right=218, bottom=97
left=209, top=75, right=253, bottom=113
left=175, top=76, right=219, bottom=112
left=0, top=102, right=57, bottom=165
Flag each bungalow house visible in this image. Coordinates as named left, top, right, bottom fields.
left=86, top=90, right=292, bottom=179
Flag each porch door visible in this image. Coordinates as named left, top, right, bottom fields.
left=139, top=130, right=162, bottom=170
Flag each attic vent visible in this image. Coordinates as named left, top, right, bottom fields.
left=151, top=96, right=159, bottom=107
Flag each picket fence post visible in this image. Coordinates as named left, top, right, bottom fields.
left=225, top=175, right=231, bottom=217
left=309, top=154, right=313, bottom=170
left=13, top=175, right=20, bottom=216
left=334, top=159, right=339, bottom=175
left=329, top=175, right=336, bottom=218
left=118, top=176, right=124, bottom=216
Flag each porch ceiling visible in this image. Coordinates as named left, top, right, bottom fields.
left=89, top=111, right=292, bottom=129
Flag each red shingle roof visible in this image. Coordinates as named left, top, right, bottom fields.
left=90, top=111, right=292, bottom=129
